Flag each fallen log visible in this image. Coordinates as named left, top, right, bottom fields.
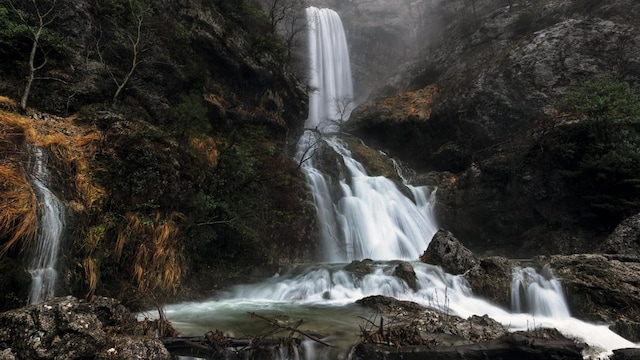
left=352, top=333, right=583, bottom=360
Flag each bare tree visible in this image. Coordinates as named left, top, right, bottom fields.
left=94, top=0, right=149, bottom=106
left=326, top=96, right=353, bottom=135
left=259, top=0, right=307, bottom=64
left=8, top=0, right=59, bottom=111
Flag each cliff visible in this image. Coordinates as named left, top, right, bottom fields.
left=0, top=0, right=315, bottom=310
left=347, top=0, right=640, bottom=257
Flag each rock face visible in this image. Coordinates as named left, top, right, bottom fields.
left=347, top=0, right=640, bottom=256
left=603, top=213, right=640, bottom=254
left=541, top=255, right=640, bottom=326
left=420, top=229, right=478, bottom=274
left=0, top=296, right=170, bottom=360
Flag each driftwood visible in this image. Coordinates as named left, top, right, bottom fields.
left=160, top=312, right=332, bottom=359
left=161, top=335, right=300, bottom=359
left=352, top=333, right=583, bottom=360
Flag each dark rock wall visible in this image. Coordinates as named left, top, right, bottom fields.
left=346, top=0, right=640, bottom=256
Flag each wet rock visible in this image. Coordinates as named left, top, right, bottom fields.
left=540, top=254, right=640, bottom=324
left=356, top=295, right=507, bottom=345
left=356, top=295, right=425, bottom=314
left=603, top=213, right=640, bottom=255
left=345, top=259, right=375, bottom=276
left=610, top=318, right=640, bottom=343
left=420, top=229, right=478, bottom=274
left=0, top=349, right=15, bottom=360
left=0, top=296, right=108, bottom=359
left=465, top=256, right=514, bottom=309
left=611, top=348, right=640, bottom=360
left=393, top=262, right=418, bottom=291
left=95, top=336, right=170, bottom=360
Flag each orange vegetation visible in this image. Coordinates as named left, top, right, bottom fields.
left=383, top=85, right=438, bottom=121
left=118, top=212, right=184, bottom=295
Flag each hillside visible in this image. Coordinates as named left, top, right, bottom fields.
left=0, top=0, right=315, bottom=310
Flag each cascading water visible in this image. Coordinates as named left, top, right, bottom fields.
left=306, top=6, right=354, bottom=131
left=511, top=265, right=570, bottom=318
left=159, top=6, right=639, bottom=358
left=299, top=7, right=437, bottom=262
left=27, top=146, right=66, bottom=304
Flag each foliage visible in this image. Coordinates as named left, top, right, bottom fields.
left=0, top=3, right=67, bottom=64
left=532, top=77, right=640, bottom=227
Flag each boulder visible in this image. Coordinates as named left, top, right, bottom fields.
left=0, top=296, right=108, bottom=359
left=345, top=259, right=375, bottom=276
left=603, top=213, right=640, bottom=255
left=356, top=295, right=425, bottom=314
left=465, top=256, right=514, bottom=309
left=420, top=229, right=478, bottom=274
left=393, top=262, right=418, bottom=291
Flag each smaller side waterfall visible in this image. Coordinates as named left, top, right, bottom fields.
left=27, top=146, right=66, bottom=304
left=511, top=264, right=570, bottom=318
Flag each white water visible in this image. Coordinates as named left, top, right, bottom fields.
left=161, top=6, right=639, bottom=359
left=511, top=264, right=571, bottom=318
left=306, top=6, right=354, bottom=131
left=27, top=146, right=66, bottom=304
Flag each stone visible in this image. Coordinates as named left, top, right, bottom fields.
left=465, top=256, right=514, bottom=309
left=420, top=229, right=478, bottom=274
left=392, top=262, right=418, bottom=291
left=0, top=296, right=171, bottom=360
left=603, top=213, right=640, bottom=255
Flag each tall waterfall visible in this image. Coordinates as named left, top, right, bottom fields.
left=306, top=6, right=354, bottom=131
left=27, top=146, right=65, bottom=304
left=298, top=7, right=437, bottom=263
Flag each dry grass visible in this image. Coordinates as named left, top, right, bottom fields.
left=83, top=257, right=98, bottom=300
left=0, top=165, right=37, bottom=256
left=118, top=212, right=184, bottom=294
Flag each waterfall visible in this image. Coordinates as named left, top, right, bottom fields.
left=27, top=146, right=65, bottom=304
left=298, top=7, right=437, bottom=263
left=511, top=265, right=571, bottom=318
left=306, top=6, right=354, bottom=131
left=159, top=6, right=639, bottom=358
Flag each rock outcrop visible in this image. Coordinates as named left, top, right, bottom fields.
left=603, top=213, right=640, bottom=255
left=420, top=229, right=478, bottom=274
left=0, top=296, right=170, bottom=360
left=539, top=254, right=640, bottom=341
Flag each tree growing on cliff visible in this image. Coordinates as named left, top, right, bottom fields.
left=92, top=0, right=151, bottom=105
left=259, top=0, right=307, bottom=64
left=4, top=0, right=60, bottom=111
left=326, top=95, right=353, bottom=135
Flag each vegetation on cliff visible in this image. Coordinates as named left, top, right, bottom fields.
left=0, top=0, right=313, bottom=310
